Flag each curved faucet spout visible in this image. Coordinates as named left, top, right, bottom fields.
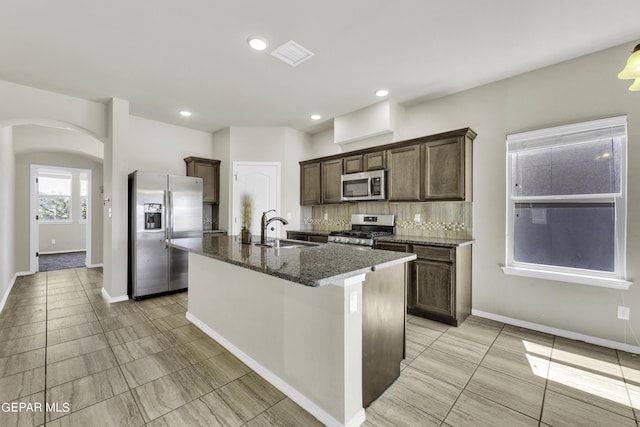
left=260, top=210, right=288, bottom=245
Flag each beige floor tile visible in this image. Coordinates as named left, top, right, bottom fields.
left=405, top=320, right=442, bottom=347
left=152, top=313, right=191, bottom=331
left=429, top=334, right=490, bottom=364
left=246, top=398, right=323, bottom=427
left=480, top=345, right=549, bottom=387
left=46, top=290, right=88, bottom=303
left=140, top=303, right=186, bottom=320
left=46, top=347, right=119, bottom=388
left=0, top=310, right=46, bottom=329
left=47, top=321, right=104, bottom=346
left=112, top=333, right=174, bottom=364
left=552, top=337, right=622, bottom=377
left=99, top=312, right=150, bottom=332
left=164, top=323, right=208, bottom=345
left=46, top=311, right=99, bottom=331
left=444, top=318, right=502, bottom=347
left=46, top=284, right=84, bottom=296
left=541, top=389, right=636, bottom=426
left=147, top=393, right=244, bottom=427
left=445, top=390, right=538, bottom=427
left=0, top=321, right=46, bottom=343
left=46, top=303, right=95, bottom=321
left=6, top=294, right=46, bottom=308
left=404, top=338, right=427, bottom=363
left=93, top=302, right=141, bottom=320
left=618, top=350, right=640, bottom=384
left=386, top=366, right=462, bottom=420
left=46, top=333, right=110, bottom=364
left=364, top=392, right=441, bottom=427
left=0, top=348, right=45, bottom=378
left=194, top=352, right=251, bottom=389
left=465, top=315, right=505, bottom=329
left=410, top=347, right=477, bottom=389
left=15, top=273, right=47, bottom=286
left=177, top=337, right=226, bottom=364
left=0, top=391, right=45, bottom=427
left=216, top=372, right=285, bottom=422
left=465, top=366, right=544, bottom=419
left=0, top=367, right=45, bottom=402
left=120, top=347, right=191, bottom=388
left=45, top=391, right=144, bottom=427
left=104, top=321, right=160, bottom=347
left=493, top=328, right=554, bottom=358
left=0, top=333, right=46, bottom=357
left=132, top=366, right=213, bottom=422
left=46, top=367, right=129, bottom=421
left=47, top=280, right=83, bottom=290
left=46, top=295, right=91, bottom=310
left=546, top=357, right=633, bottom=418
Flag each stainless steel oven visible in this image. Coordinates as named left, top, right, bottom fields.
left=341, top=170, right=386, bottom=201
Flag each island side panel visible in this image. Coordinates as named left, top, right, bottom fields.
left=186, top=252, right=364, bottom=426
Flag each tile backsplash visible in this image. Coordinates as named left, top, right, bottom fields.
left=305, top=201, right=472, bottom=239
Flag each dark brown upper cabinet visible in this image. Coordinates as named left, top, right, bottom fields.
left=363, top=151, right=385, bottom=171
left=387, top=145, right=421, bottom=201
left=343, top=155, right=363, bottom=174
left=300, top=162, right=321, bottom=206
left=321, top=159, right=343, bottom=204
left=184, top=157, right=221, bottom=204
left=422, top=136, right=469, bottom=201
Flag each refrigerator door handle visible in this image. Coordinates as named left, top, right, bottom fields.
left=168, top=190, right=174, bottom=240
left=163, top=189, right=170, bottom=242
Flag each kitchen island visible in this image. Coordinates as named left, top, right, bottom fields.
left=168, top=234, right=416, bottom=427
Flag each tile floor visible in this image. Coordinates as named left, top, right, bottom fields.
left=0, top=268, right=639, bottom=426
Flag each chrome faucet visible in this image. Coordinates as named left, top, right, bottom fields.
left=260, top=209, right=289, bottom=245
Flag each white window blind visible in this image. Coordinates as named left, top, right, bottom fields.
left=503, top=116, right=631, bottom=289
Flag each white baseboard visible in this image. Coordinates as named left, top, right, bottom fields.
left=39, top=249, right=86, bottom=255
left=0, top=274, right=18, bottom=315
left=101, top=287, right=129, bottom=303
left=472, top=309, right=640, bottom=354
left=86, top=263, right=103, bottom=269
left=186, top=312, right=366, bottom=427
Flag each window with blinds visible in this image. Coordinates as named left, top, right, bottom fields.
left=503, top=116, right=630, bottom=289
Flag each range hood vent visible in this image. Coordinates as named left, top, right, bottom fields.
left=271, top=40, right=314, bottom=67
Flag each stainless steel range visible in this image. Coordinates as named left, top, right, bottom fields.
left=328, top=214, right=395, bottom=247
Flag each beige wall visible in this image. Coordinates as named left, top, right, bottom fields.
left=0, top=127, right=15, bottom=307
left=308, top=42, right=640, bottom=348
left=14, top=152, right=104, bottom=270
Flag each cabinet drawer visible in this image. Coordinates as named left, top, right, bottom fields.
left=413, top=245, right=453, bottom=262
left=308, top=235, right=328, bottom=243
left=375, top=242, right=409, bottom=252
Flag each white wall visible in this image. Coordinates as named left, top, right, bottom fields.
left=127, top=116, right=215, bottom=175
left=213, top=126, right=310, bottom=235
left=0, top=127, right=16, bottom=308
left=308, top=42, right=640, bottom=348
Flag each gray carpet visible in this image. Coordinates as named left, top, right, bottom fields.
left=38, top=251, right=86, bottom=272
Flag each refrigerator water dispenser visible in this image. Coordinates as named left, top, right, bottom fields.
left=144, top=203, right=162, bottom=230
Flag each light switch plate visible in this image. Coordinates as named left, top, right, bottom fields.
left=618, top=305, right=630, bottom=320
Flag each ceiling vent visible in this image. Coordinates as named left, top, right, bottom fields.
left=270, top=40, right=314, bottom=67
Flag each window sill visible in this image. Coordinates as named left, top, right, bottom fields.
left=501, top=266, right=632, bottom=290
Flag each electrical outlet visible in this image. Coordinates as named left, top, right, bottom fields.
left=414, top=214, right=421, bottom=222
left=323, top=213, right=328, bottom=220
left=618, top=305, right=630, bottom=320
left=51, top=239, right=56, bottom=245
left=349, top=291, right=358, bottom=314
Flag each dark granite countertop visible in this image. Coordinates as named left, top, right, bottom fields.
left=375, top=234, right=474, bottom=247
left=167, top=234, right=416, bottom=287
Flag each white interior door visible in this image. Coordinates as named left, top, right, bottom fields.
left=232, top=162, right=280, bottom=237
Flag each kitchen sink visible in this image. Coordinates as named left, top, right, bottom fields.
left=255, top=239, right=319, bottom=249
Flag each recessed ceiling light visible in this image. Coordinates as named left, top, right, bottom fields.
left=179, top=110, right=192, bottom=117
left=375, top=89, right=389, bottom=97
left=310, top=114, right=321, bottom=120
left=247, top=36, right=268, bottom=51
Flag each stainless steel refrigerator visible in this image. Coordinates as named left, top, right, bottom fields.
left=128, top=171, right=203, bottom=299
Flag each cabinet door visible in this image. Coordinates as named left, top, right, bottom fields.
left=322, top=159, right=343, bottom=204
left=423, top=137, right=464, bottom=200
left=387, top=145, right=421, bottom=201
left=410, top=259, right=455, bottom=320
left=194, top=161, right=219, bottom=204
left=343, top=155, right=363, bottom=174
left=363, top=151, right=385, bottom=171
left=374, top=242, right=408, bottom=252
left=300, top=163, right=321, bottom=205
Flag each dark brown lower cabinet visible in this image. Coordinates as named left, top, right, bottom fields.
left=408, top=244, right=471, bottom=326
left=285, top=231, right=328, bottom=243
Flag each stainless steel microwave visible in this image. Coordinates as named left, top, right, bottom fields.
left=341, top=170, right=386, bottom=201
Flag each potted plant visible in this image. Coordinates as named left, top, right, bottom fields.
left=240, top=193, right=252, bottom=244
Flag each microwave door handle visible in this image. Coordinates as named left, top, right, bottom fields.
left=369, top=178, right=374, bottom=197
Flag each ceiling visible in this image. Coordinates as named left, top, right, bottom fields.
left=2, top=1, right=640, bottom=135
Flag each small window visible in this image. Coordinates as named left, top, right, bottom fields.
left=503, top=116, right=630, bottom=289
left=80, top=173, right=89, bottom=222
left=38, top=170, right=72, bottom=222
